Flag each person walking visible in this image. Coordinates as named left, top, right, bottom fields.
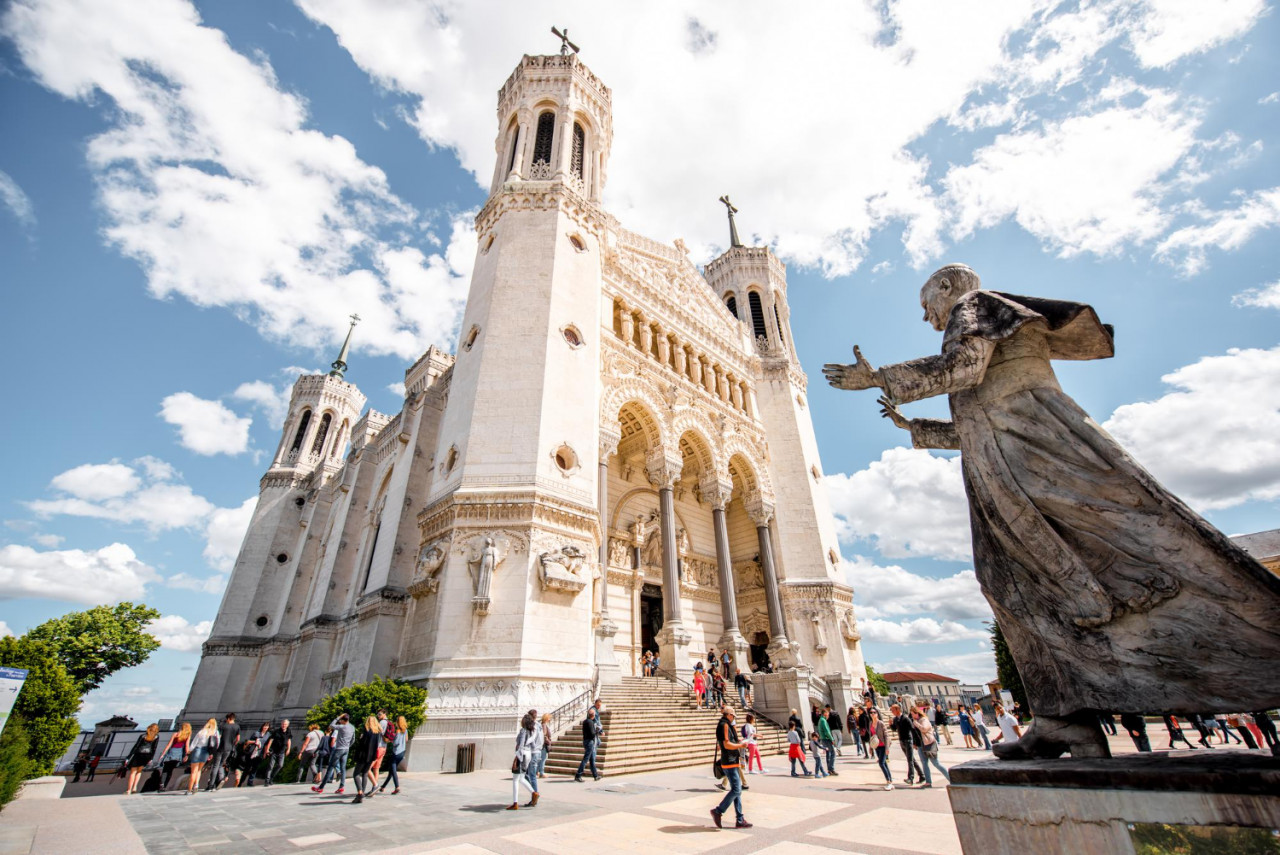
left=1162, top=714, right=1196, bottom=749
left=124, top=724, right=161, bottom=795
left=507, top=712, right=539, bottom=810
left=86, top=754, right=100, bottom=782
left=712, top=670, right=726, bottom=709
left=72, top=753, right=88, bottom=783
left=1214, top=714, right=1244, bottom=745
left=890, top=704, right=925, bottom=785
left=787, top=709, right=805, bottom=740
left=958, top=705, right=975, bottom=749
left=933, top=703, right=953, bottom=746
left=734, top=669, right=752, bottom=709
left=262, top=718, right=293, bottom=786
left=378, top=716, right=408, bottom=794
left=349, top=715, right=383, bottom=804
left=786, top=721, right=810, bottom=776
left=232, top=728, right=260, bottom=786
left=186, top=719, right=219, bottom=794
left=240, top=724, right=270, bottom=786
left=157, top=723, right=190, bottom=790
left=1116, top=712, right=1151, bottom=752
left=1098, top=713, right=1119, bottom=736
left=826, top=706, right=844, bottom=758
left=970, top=705, right=993, bottom=750
left=529, top=712, right=551, bottom=780
left=296, top=724, right=322, bottom=784
left=869, top=708, right=893, bottom=790
left=808, top=730, right=827, bottom=778
left=206, top=713, right=240, bottom=791
left=313, top=713, right=355, bottom=794
left=311, top=727, right=334, bottom=784
left=693, top=668, right=707, bottom=709
left=741, top=712, right=765, bottom=774
left=1253, top=710, right=1278, bottom=752
left=709, top=706, right=752, bottom=829
left=817, top=707, right=838, bottom=775
left=573, top=706, right=603, bottom=782
left=1186, top=713, right=1215, bottom=748
left=910, top=707, right=949, bottom=788
left=846, top=705, right=866, bottom=758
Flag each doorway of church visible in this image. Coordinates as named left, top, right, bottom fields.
left=749, top=632, right=771, bottom=672
left=640, top=583, right=663, bottom=658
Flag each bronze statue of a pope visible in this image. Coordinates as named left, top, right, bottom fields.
left=825, top=263, right=1280, bottom=760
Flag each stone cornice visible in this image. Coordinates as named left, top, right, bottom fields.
left=417, top=489, right=600, bottom=544
left=476, top=182, right=609, bottom=241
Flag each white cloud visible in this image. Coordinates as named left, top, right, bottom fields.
left=826, top=448, right=971, bottom=562
left=1233, top=280, right=1280, bottom=311
left=232, top=380, right=291, bottom=427
left=860, top=617, right=986, bottom=645
left=49, top=462, right=140, bottom=501
left=846, top=555, right=991, bottom=622
left=1261, top=92, right=1280, bottom=105
left=165, top=573, right=227, bottom=595
left=31, top=534, right=63, bottom=548
left=0, top=622, right=12, bottom=637
left=1126, top=0, right=1266, bottom=69
left=122, top=686, right=154, bottom=697
left=0, top=169, right=35, bottom=230
left=387, top=382, right=406, bottom=398
left=159, top=392, right=252, bottom=456
left=202, top=497, right=255, bottom=573
left=1154, top=187, right=1280, bottom=276
left=0, top=542, right=160, bottom=604
left=2, top=0, right=471, bottom=360
left=1103, top=345, right=1280, bottom=510
left=147, top=615, right=213, bottom=653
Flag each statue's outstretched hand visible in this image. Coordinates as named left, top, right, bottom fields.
left=822, top=346, right=881, bottom=391
left=878, top=395, right=910, bottom=431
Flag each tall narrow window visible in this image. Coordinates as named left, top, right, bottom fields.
left=725, top=295, right=738, bottom=319
left=773, top=304, right=786, bottom=346
left=329, top=420, right=348, bottom=459
left=311, top=412, right=332, bottom=456
left=361, top=520, right=381, bottom=593
left=748, top=292, right=768, bottom=340
left=506, top=123, right=519, bottom=173
left=571, top=122, right=585, bottom=180
left=290, top=410, right=312, bottom=454
left=532, top=112, right=555, bottom=166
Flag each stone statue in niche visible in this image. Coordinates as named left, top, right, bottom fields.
left=537, top=544, right=589, bottom=594
left=641, top=520, right=663, bottom=568
left=824, top=263, right=1280, bottom=760
left=463, top=534, right=510, bottom=615
left=409, top=538, right=448, bottom=596
left=736, top=559, right=763, bottom=590
left=607, top=537, right=631, bottom=568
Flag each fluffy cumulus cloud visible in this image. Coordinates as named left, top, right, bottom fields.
left=49, top=462, right=140, bottom=502
left=1103, top=345, right=1280, bottom=510
left=293, top=0, right=1271, bottom=275
left=846, top=555, right=991, bottom=622
left=1154, top=187, right=1280, bottom=276
left=159, top=392, right=252, bottom=456
left=0, top=542, right=161, bottom=604
left=147, top=614, right=214, bottom=652
left=231, top=380, right=291, bottom=428
left=826, top=448, right=971, bottom=562
left=1233, top=280, right=1280, bottom=311
left=1, top=0, right=472, bottom=359
left=201, top=497, right=255, bottom=573
left=859, top=617, right=986, bottom=645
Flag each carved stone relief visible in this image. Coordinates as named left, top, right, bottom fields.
left=537, top=544, right=589, bottom=594
left=409, top=536, right=450, bottom=597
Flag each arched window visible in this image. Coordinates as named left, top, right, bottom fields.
left=748, top=292, right=768, bottom=340
left=532, top=112, right=555, bottom=166
left=773, top=304, right=786, bottom=346
left=725, top=294, right=738, bottom=319
left=571, top=122, right=585, bottom=180
left=311, top=413, right=332, bottom=456
left=329, top=419, right=348, bottom=459
left=289, top=410, right=312, bottom=454
left=506, top=121, right=519, bottom=174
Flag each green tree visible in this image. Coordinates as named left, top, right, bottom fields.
left=26, top=602, right=161, bottom=694
left=865, top=664, right=889, bottom=696
left=0, top=637, right=80, bottom=774
left=988, top=620, right=1029, bottom=714
left=0, top=715, right=36, bottom=808
left=306, top=676, right=427, bottom=738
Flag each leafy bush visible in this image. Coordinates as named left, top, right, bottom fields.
left=865, top=664, right=889, bottom=696
left=305, top=676, right=426, bottom=738
left=0, top=715, right=36, bottom=809
left=0, top=637, right=79, bottom=774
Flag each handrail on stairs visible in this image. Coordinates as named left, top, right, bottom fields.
left=548, top=665, right=600, bottom=741
left=650, top=667, right=789, bottom=741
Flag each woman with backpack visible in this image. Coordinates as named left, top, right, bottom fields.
left=349, top=715, right=384, bottom=804
left=186, top=719, right=220, bottom=794
left=868, top=708, right=893, bottom=790
left=123, top=724, right=160, bottom=795
left=157, top=723, right=191, bottom=791
left=378, top=716, right=408, bottom=795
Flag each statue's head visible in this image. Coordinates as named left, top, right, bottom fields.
left=921, top=263, right=981, bottom=331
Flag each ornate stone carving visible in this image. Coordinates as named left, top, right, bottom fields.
left=839, top=608, right=861, bottom=643
left=644, top=447, right=682, bottom=490
left=607, top=537, right=631, bottom=568
left=735, top=559, right=764, bottom=590
left=458, top=532, right=524, bottom=615
left=537, top=544, right=589, bottom=594
left=409, top=536, right=449, bottom=597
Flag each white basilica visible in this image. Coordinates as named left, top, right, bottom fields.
left=181, top=46, right=866, bottom=769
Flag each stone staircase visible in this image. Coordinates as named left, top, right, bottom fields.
left=544, top=675, right=790, bottom=777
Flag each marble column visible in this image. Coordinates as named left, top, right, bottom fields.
left=703, top=474, right=748, bottom=674
left=647, top=448, right=691, bottom=681
left=748, top=499, right=798, bottom=669
left=595, top=433, right=621, bottom=684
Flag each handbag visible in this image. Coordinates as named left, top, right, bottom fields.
left=512, top=757, right=521, bottom=774
left=712, top=746, right=724, bottom=780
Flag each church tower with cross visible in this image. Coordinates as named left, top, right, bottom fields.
left=182, top=40, right=865, bottom=770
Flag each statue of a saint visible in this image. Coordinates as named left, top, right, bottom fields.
left=825, top=263, right=1280, bottom=760
left=467, top=536, right=502, bottom=604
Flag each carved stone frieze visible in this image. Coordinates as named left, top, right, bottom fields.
left=409, top=536, right=450, bottom=597
left=537, top=544, right=590, bottom=594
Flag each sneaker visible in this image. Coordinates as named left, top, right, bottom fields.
left=709, top=808, right=724, bottom=829
left=392, top=788, right=400, bottom=795
left=351, top=794, right=363, bottom=804
left=920, top=782, right=932, bottom=788
left=574, top=776, right=583, bottom=782
left=885, top=782, right=894, bottom=790
left=735, top=820, right=753, bottom=829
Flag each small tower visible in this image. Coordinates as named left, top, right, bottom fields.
left=183, top=322, right=367, bottom=717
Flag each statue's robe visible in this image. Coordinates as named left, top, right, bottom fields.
left=880, top=290, right=1280, bottom=716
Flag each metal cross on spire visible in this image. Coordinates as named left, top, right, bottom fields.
left=719, top=195, right=743, bottom=248
left=551, top=26, right=580, bottom=56
left=329, top=313, right=361, bottom=379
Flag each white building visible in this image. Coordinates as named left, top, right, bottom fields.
left=181, top=47, right=866, bottom=769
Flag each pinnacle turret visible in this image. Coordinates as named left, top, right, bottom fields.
left=328, top=313, right=360, bottom=379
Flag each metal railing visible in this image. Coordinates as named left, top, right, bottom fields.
left=548, top=666, right=600, bottom=741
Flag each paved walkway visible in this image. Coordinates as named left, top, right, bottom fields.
left=0, top=728, right=1165, bottom=855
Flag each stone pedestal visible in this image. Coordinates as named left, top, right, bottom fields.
left=656, top=622, right=692, bottom=683
left=594, top=618, right=622, bottom=685
left=948, top=751, right=1280, bottom=855
left=718, top=630, right=750, bottom=676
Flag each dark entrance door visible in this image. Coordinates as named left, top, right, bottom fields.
left=749, top=631, right=770, bottom=672
left=640, top=583, right=663, bottom=656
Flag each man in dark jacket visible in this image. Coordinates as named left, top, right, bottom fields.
left=709, top=706, right=752, bottom=830
left=206, top=713, right=241, bottom=791
left=825, top=706, right=844, bottom=757
left=890, top=704, right=925, bottom=785
left=263, top=718, right=293, bottom=786
left=787, top=709, right=805, bottom=740
left=574, top=707, right=603, bottom=782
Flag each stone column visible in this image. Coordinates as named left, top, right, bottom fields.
left=510, top=120, right=529, bottom=179
left=647, top=447, right=691, bottom=681
left=595, top=432, right=621, bottom=684
left=703, top=474, right=748, bottom=674
left=748, top=497, right=798, bottom=669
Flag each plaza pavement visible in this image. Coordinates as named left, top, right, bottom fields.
left=0, top=727, right=1159, bottom=855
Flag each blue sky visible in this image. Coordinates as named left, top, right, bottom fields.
left=1, top=0, right=1277, bottom=725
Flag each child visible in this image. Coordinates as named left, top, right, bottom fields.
left=809, top=730, right=827, bottom=778
left=787, top=721, right=810, bottom=777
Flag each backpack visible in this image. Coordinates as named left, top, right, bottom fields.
left=140, top=769, right=161, bottom=793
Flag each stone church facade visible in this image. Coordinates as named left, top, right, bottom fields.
left=181, top=49, right=866, bottom=768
